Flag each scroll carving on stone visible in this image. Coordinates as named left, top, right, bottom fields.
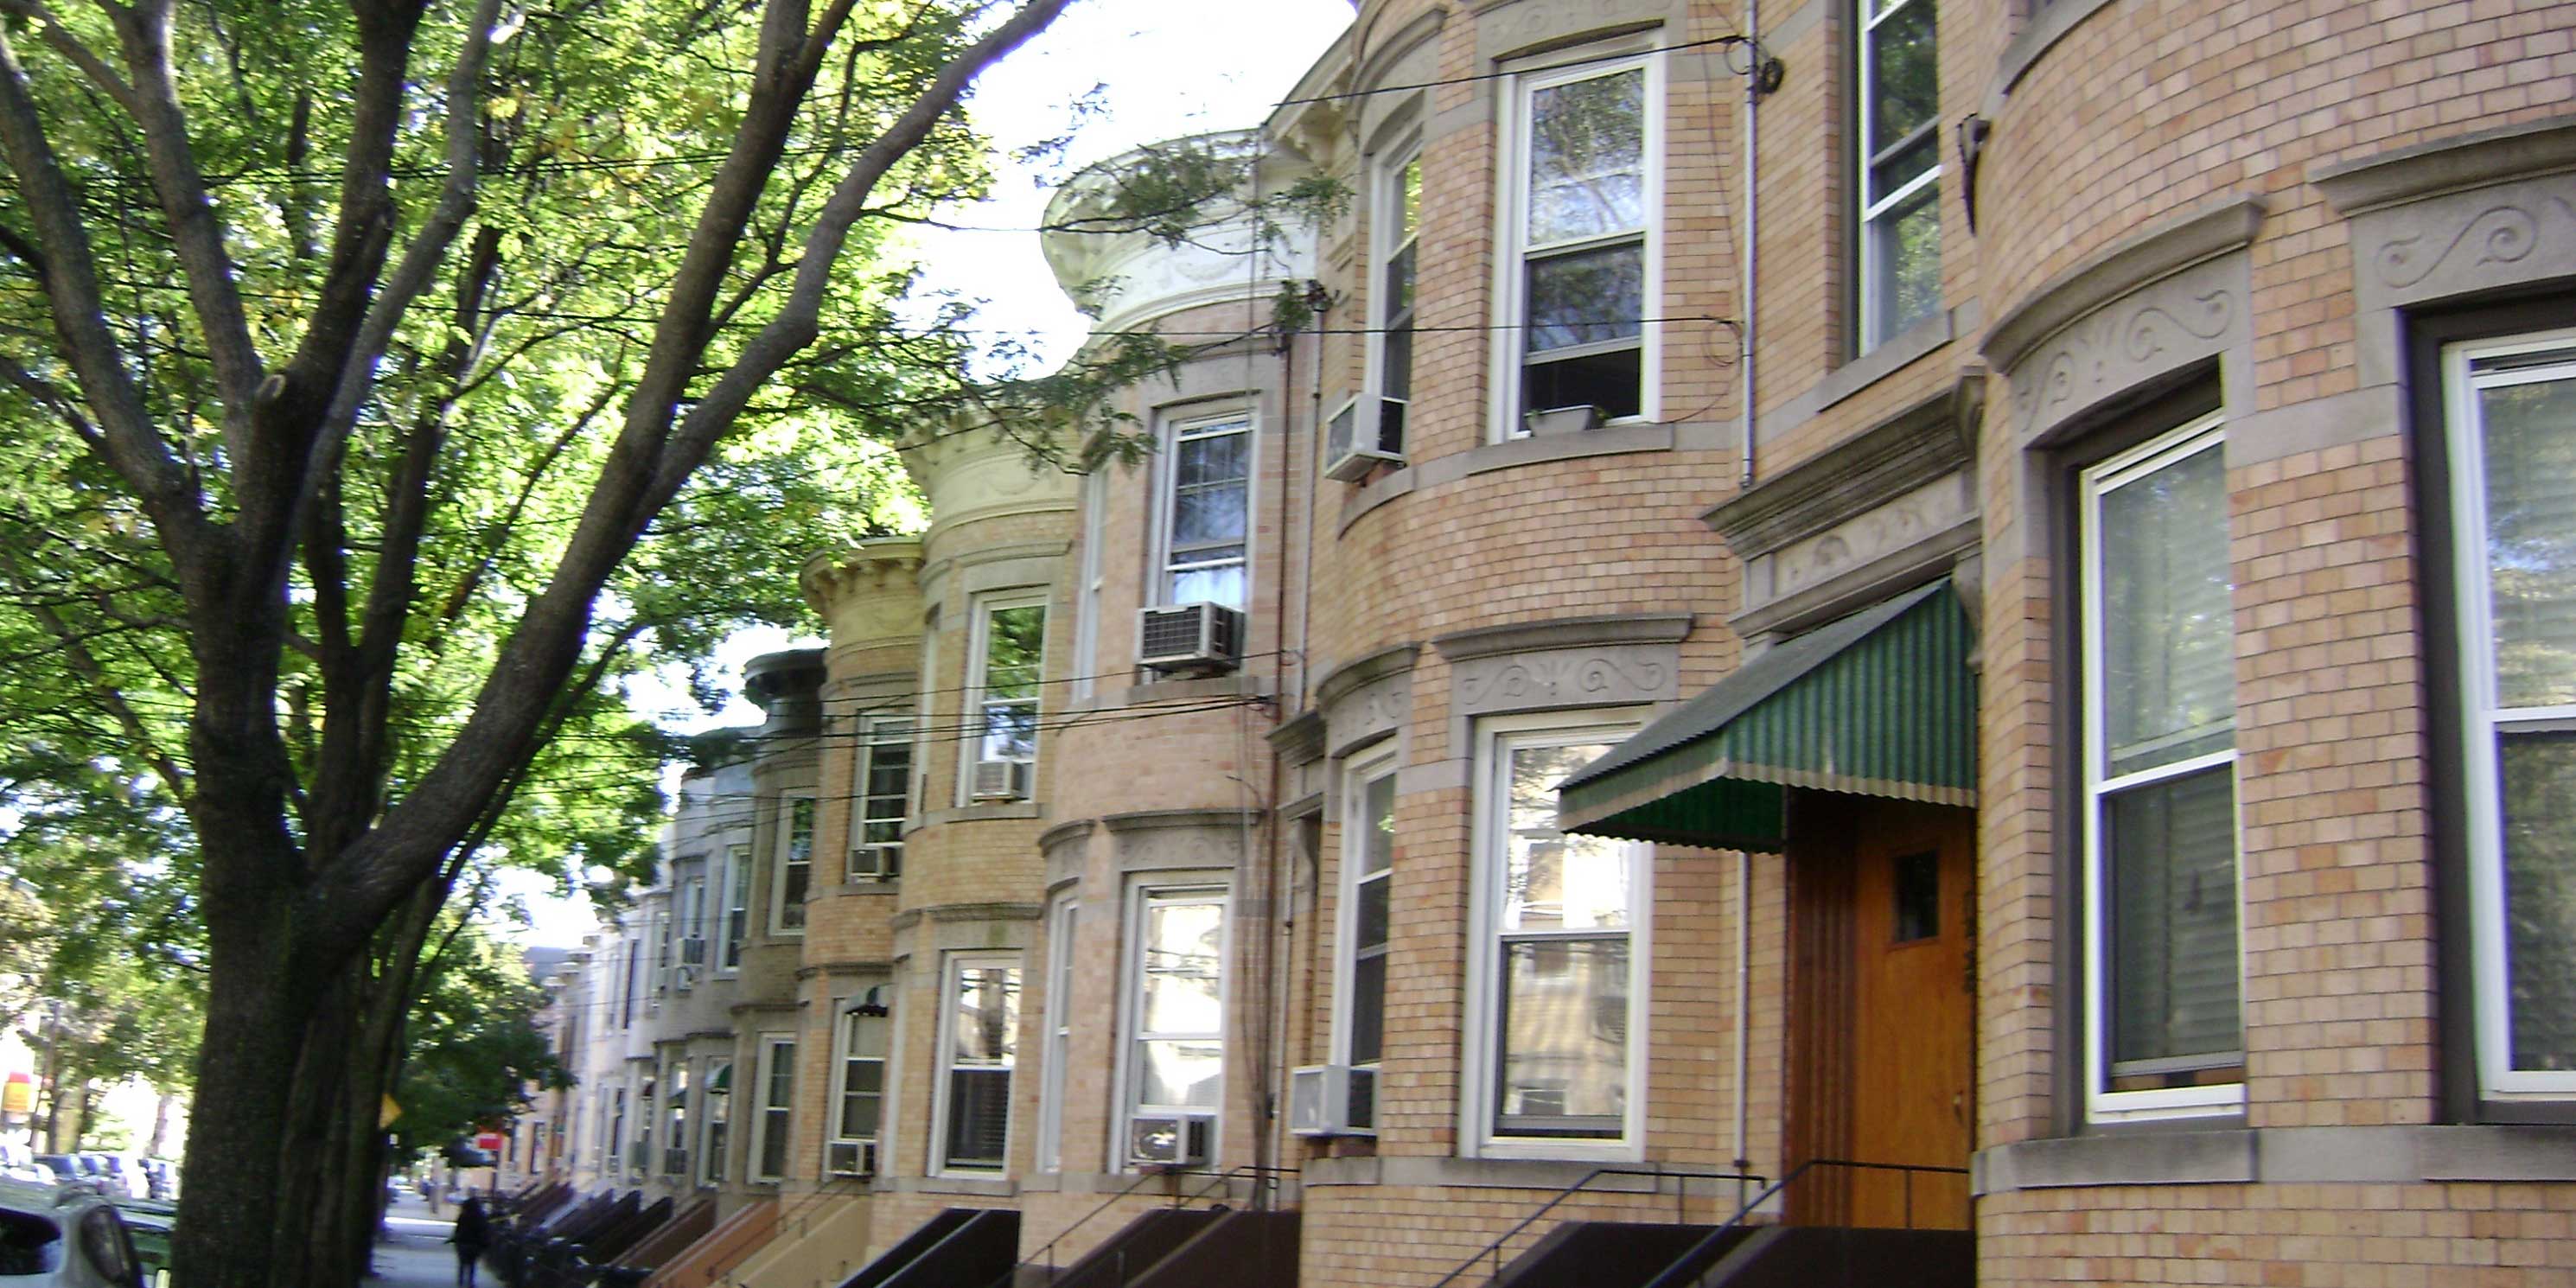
left=2348, top=178, right=2576, bottom=316
left=1452, top=645, right=1679, bottom=717
left=2009, top=253, right=2244, bottom=443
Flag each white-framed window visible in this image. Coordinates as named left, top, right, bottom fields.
left=1493, top=48, right=1662, bottom=433
left=749, top=1034, right=796, bottom=1182
left=1157, top=412, right=1253, bottom=610
left=1857, top=0, right=1941, bottom=350
left=619, top=938, right=641, bottom=1029
left=914, top=622, right=941, bottom=813
left=1336, top=753, right=1398, bottom=1132
left=851, top=715, right=912, bottom=882
left=770, top=795, right=815, bottom=934
left=720, top=843, right=751, bottom=971
left=2078, top=414, right=2242, bottom=1122
left=1464, top=713, right=1650, bottom=1156
left=661, top=1061, right=691, bottom=1178
left=1119, top=885, right=1227, bottom=1167
left=698, top=1060, right=731, bottom=1186
left=677, top=876, right=707, bottom=986
left=1073, top=474, right=1106, bottom=704
left=2445, top=330, right=2576, bottom=1100
left=1368, top=144, right=1422, bottom=456
left=649, top=910, right=669, bottom=1006
left=1036, top=899, right=1079, bottom=1173
left=960, top=596, right=1046, bottom=803
left=830, top=994, right=889, bottom=1162
left=934, top=953, right=1021, bottom=1174
left=606, top=1085, right=628, bottom=1175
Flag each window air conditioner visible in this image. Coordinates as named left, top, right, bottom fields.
left=1125, top=1113, right=1211, bottom=1167
left=969, top=758, right=1032, bottom=801
left=679, top=936, right=706, bottom=966
left=847, top=846, right=901, bottom=882
left=662, top=1147, right=689, bottom=1177
left=825, top=1139, right=878, bottom=1177
left=1137, top=603, right=1245, bottom=673
left=1287, top=1065, right=1377, bottom=1136
left=673, top=964, right=698, bottom=992
left=1324, top=397, right=1408, bottom=482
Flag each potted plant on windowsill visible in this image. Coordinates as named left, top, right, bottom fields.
left=1522, top=404, right=1606, bottom=437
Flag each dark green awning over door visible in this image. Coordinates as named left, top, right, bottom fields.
left=1557, top=580, right=1977, bottom=851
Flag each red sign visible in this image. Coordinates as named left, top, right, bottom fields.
left=474, top=1132, right=506, bottom=1153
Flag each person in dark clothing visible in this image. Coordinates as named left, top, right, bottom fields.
left=448, top=1196, right=491, bottom=1287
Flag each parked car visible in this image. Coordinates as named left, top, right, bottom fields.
left=29, top=1157, right=81, bottom=1187
left=0, top=1176, right=145, bottom=1286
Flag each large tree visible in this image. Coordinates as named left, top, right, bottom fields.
left=0, top=0, right=1077, bottom=1282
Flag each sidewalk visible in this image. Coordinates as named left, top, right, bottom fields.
left=370, top=1196, right=464, bottom=1288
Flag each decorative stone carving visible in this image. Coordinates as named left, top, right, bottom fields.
left=2344, top=175, right=2576, bottom=315
left=1102, top=809, right=1259, bottom=874
left=1761, top=473, right=1977, bottom=603
left=2005, top=252, right=2246, bottom=444
left=1451, top=645, right=1679, bottom=719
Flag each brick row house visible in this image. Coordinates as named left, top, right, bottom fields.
left=534, top=0, right=2576, bottom=1284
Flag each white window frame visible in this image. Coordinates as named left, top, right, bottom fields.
left=660, top=1059, right=691, bottom=1178
left=698, top=1057, right=731, bottom=1187
left=1113, top=882, right=1230, bottom=1171
left=768, top=794, right=816, bottom=936
left=1856, top=0, right=1942, bottom=353
left=719, top=842, right=751, bottom=972
left=1366, top=142, right=1423, bottom=452
left=749, top=1033, right=796, bottom=1183
left=648, top=909, right=669, bottom=1008
left=850, top=714, right=912, bottom=883
left=931, top=953, right=1021, bottom=1176
left=1334, top=749, right=1400, bottom=1133
left=2446, top=328, right=2576, bottom=1100
left=677, top=875, right=706, bottom=988
left=1488, top=43, right=1665, bottom=439
left=957, top=594, right=1048, bottom=806
left=827, top=991, right=889, bottom=1165
left=2077, top=414, right=2245, bottom=1124
left=1036, top=899, right=1079, bottom=1173
left=1153, top=410, right=1256, bottom=611
left=1461, top=711, right=1652, bottom=1159
left=914, top=622, right=941, bottom=813
left=1072, top=474, right=1106, bottom=704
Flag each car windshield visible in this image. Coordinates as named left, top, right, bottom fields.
left=0, top=1208, right=64, bottom=1276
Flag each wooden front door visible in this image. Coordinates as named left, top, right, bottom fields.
left=1784, top=794, right=1975, bottom=1229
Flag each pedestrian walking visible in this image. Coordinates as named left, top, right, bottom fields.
left=448, top=1196, right=491, bottom=1288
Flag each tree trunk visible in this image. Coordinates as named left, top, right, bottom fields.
left=148, top=1091, right=174, bottom=1158
left=172, top=906, right=323, bottom=1288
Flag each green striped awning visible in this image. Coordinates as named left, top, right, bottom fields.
left=1558, top=580, right=1977, bottom=851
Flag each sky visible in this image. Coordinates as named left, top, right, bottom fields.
left=501, top=0, right=1357, bottom=950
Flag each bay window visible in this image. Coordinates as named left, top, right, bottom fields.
left=1123, top=888, right=1227, bottom=1164
left=963, top=598, right=1045, bottom=802
left=1336, top=756, right=1396, bottom=1132
left=2445, top=330, right=2576, bottom=1100
left=2078, top=414, right=2242, bottom=1120
left=831, top=998, right=889, bottom=1164
left=1470, top=717, right=1648, bottom=1152
left=1037, top=900, right=1078, bottom=1172
left=851, top=716, right=911, bottom=882
left=1160, top=413, right=1252, bottom=609
left=698, top=1061, right=730, bottom=1185
left=750, top=1035, right=795, bottom=1182
left=1500, top=54, right=1660, bottom=430
left=935, top=955, right=1020, bottom=1173
left=1370, top=147, right=1420, bottom=457
left=721, top=843, right=750, bottom=970
left=771, top=795, right=814, bottom=934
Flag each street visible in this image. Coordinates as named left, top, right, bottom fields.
left=371, top=1190, right=464, bottom=1288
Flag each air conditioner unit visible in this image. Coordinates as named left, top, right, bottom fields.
left=1125, top=1113, right=1211, bottom=1167
left=673, top=964, right=698, bottom=992
left=1137, top=603, right=1245, bottom=673
left=969, top=758, right=1032, bottom=801
left=1288, top=1065, right=1378, bottom=1137
left=825, top=1139, right=878, bottom=1177
left=662, top=1146, right=690, bottom=1177
left=679, top=936, right=706, bottom=966
left=1324, top=396, right=1408, bottom=481
left=847, top=845, right=902, bottom=883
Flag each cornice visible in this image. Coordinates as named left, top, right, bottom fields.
left=1983, top=193, right=2267, bottom=373
left=1704, top=372, right=1981, bottom=560
left=1100, top=807, right=1264, bottom=835
left=798, top=539, right=926, bottom=615
left=1314, top=644, right=1420, bottom=708
left=2314, top=113, right=2576, bottom=215
left=1431, top=614, right=1693, bottom=663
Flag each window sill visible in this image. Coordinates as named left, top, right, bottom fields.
left=827, top=880, right=900, bottom=898
left=1103, top=672, right=1272, bottom=709
left=1752, top=308, right=1955, bottom=449
left=917, top=801, right=1045, bottom=826
left=1974, top=1124, right=2576, bottom=1194
left=1304, top=1155, right=1660, bottom=1190
left=1338, top=421, right=1677, bottom=535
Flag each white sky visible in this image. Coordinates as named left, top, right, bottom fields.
left=500, top=0, right=1356, bottom=950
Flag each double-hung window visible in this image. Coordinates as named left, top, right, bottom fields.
left=1501, top=54, right=1660, bottom=429
left=1336, top=756, right=1397, bottom=1132
left=964, top=598, right=1046, bottom=801
left=1123, top=889, right=1227, bottom=1164
left=772, top=796, right=814, bottom=934
left=1161, top=414, right=1252, bottom=610
left=1036, top=900, right=1079, bottom=1172
left=2078, top=415, right=2242, bottom=1120
left=1369, top=147, right=1421, bottom=456
left=1857, top=0, right=1941, bottom=350
left=720, top=843, right=751, bottom=970
left=2445, top=331, right=2576, bottom=1100
left=678, top=876, right=706, bottom=985
left=661, top=1062, right=690, bottom=1178
left=851, top=715, right=912, bottom=882
left=698, top=1061, right=731, bottom=1186
left=935, top=955, right=1020, bottom=1173
left=831, top=999, right=888, bottom=1164
left=750, top=1035, right=795, bottom=1182
left=1471, top=717, right=1648, bottom=1151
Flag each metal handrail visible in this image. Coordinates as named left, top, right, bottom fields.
left=985, top=1164, right=1297, bottom=1288
left=1424, top=1167, right=1765, bottom=1288
left=1633, top=1158, right=1973, bottom=1288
